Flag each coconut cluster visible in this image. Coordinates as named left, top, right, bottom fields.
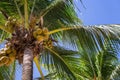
left=33, top=27, right=49, bottom=42
left=43, top=39, right=53, bottom=48
left=5, top=16, right=17, bottom=32
left=33, top=27, right=54, bottom=48
left=0, top=44, right=16, bottom=66
left=0, top=16, right=55, bottom=66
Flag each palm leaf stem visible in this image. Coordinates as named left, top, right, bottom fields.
left=0, top=25, right=12, bottom=33
left=30, top=0, right=36, bottom=17
left=14, top=0, right=23, bottom=21
left=48, top=27, right=80, bottom=34
left=24, top=0, right=29, bottom=29
left=34, top=56, right=45, bottom=80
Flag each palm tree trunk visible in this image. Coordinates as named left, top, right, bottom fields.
left=22, top=47, right=33, bottom=80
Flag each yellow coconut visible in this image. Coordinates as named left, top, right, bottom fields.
left=36, top=36, right=44, bottom=42
left=0, top=56, right=9, bottom=65
left=36, top=28, right=42, bottom=35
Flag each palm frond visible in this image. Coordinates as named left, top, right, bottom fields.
left=50, top=24, right=120, bottom=53
left=48, top=24, right=120, bottom=79
left=9, top=62, right=16, bottom=80
left=40, top=46, right=80, bottom=80
left=0, top=12, right=7, bottom=29
left=95, top=41, right=118, bottom=80
left=0, top=30, right=10, bottom=43
left=0, top=0, right=81, bottom=28
left=14, top=0, right=23, bottom=20
left=34, top=72, right=57, bottom=80
left=110, top=64, right=120, bottom=80
left=0, top=9, right=8, bottom=20
left=0, top=1, right=20, bottom=17
left=0, top=63, right=16, bottom=80
left=0, top=13, right=11, bottom=43
left=0, top=66, right=11, bottom=80
left=31, top=0, right=81, bottom=29
left=53, top=47, right=87, bottom=80
left=76, top=40, right=119, bottom=79
left=34, top=56, right=45, bottom=80
left=45, top=46, right=76, bottom=79
left=30, top=0, right=36, bottom=17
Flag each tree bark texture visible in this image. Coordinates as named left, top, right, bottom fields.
left=22, top=47, right=33, bottom=80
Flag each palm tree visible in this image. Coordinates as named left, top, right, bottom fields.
left=0, top=0, right=120, bottom=80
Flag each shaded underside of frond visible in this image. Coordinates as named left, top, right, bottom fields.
left=40, top=46, right=80, bottom=80
left=0, top=1, right=19, bottom=17
left=0, top=0, right=81, bottom=25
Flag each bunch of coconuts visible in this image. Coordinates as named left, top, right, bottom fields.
left=43, top=40, right=53, bottom=48
left=5, top=16, right=17, bottom=32
left=0, top=44, right=16, bottom=66
left=33, top=27, right=54, bottom=48
left=33, top=27, right=49, bottom=42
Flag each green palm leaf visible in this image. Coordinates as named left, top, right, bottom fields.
left=0, top=0, right=20, bottom=18
left=34, top=72, right=57, bottom=80
left=44, top=47, right=76, bottom=80
left=0, top=62, right=16, bottom=80
left=39, top=46, right=80, bottom=79
left=50, top=25, right=120, bottom=53
left=110, top=64, right=120, bottom=80
left=48, top=24, right=120, bottom=79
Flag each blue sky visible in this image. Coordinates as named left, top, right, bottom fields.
left=75, top=0, right=120, bottom=25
